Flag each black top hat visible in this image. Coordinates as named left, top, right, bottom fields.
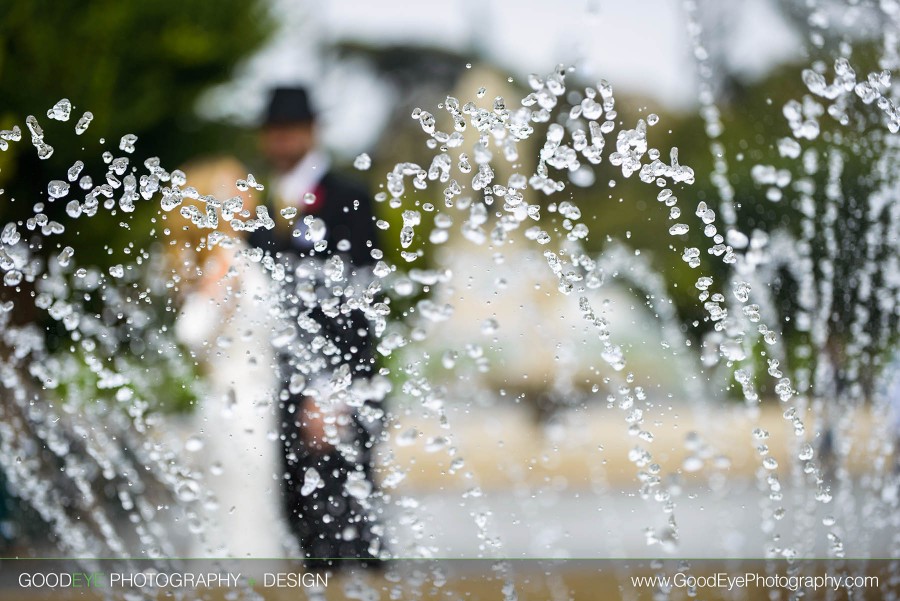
left=263, top=86, right=316, bottom=125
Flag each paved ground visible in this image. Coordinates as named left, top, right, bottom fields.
left=386, top=481, right=897, bottom=559
left=390, top=402, right=885, bottom=490
left=383, top=403, right=897, bottom=559
left=4, top=404, right=897, bottom=600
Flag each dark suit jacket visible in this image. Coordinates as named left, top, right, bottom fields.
left=248, top=171, right=378, bottom=268
left=248, top=167, right=382, bottom=380
left=250, top=170, right=384, bottom=565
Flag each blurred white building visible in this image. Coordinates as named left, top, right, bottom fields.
left=202, top=0, right=802, bottom=158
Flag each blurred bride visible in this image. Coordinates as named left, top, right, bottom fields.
left=166, top=156, right=287, bottom=558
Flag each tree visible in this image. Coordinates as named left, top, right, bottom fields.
left=0, top=0, right=272, bottom=270
left=0, top=1, right=273, bottom=552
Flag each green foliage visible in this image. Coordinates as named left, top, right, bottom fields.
left=0, top=1, right=272, bottom=417
left=0, top=0, right=272, bottom=269
left=53, top=344, right=200, bottom=416
left=589, top=53, right=896, bottom=399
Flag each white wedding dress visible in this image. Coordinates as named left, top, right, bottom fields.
left=175, top=248, right=288, bottom=558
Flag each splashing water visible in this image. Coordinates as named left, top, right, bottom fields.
left=2, top=3, right=900, bottom=599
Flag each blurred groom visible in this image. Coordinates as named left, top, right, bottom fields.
left=249, top=86, right=383, bottom=570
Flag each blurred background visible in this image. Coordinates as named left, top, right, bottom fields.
left=0, top=0, right=897, bottom=569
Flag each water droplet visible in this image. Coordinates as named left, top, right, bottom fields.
left=301, top=467, right=322, bottom=496
left=119, top=134, right=138, bottom=153
left=57, top=246, right=74, bottom=267
left=47, top=98, right=72, bottom=121
left=4, top=270, right=22, bottom=286
left=288, top=373, right=306, bottom=395
left=732, top=281, right=751, bottom=302
left=481, top=318, right=499, bottom=335
left=682, top=456, right=703, bottom=472
left=345, top=474, right=372, bottom=500
left=353, top=153, right=372, bottom=170
left=75, top=112, right=93, bottom=135
left=396, top=428, right=418, bottom=447
left=175, top=479, right=201, bottom=503
left=425, top=436, right=449, bottom=452
left=47, top=180, right=70, bottom=199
